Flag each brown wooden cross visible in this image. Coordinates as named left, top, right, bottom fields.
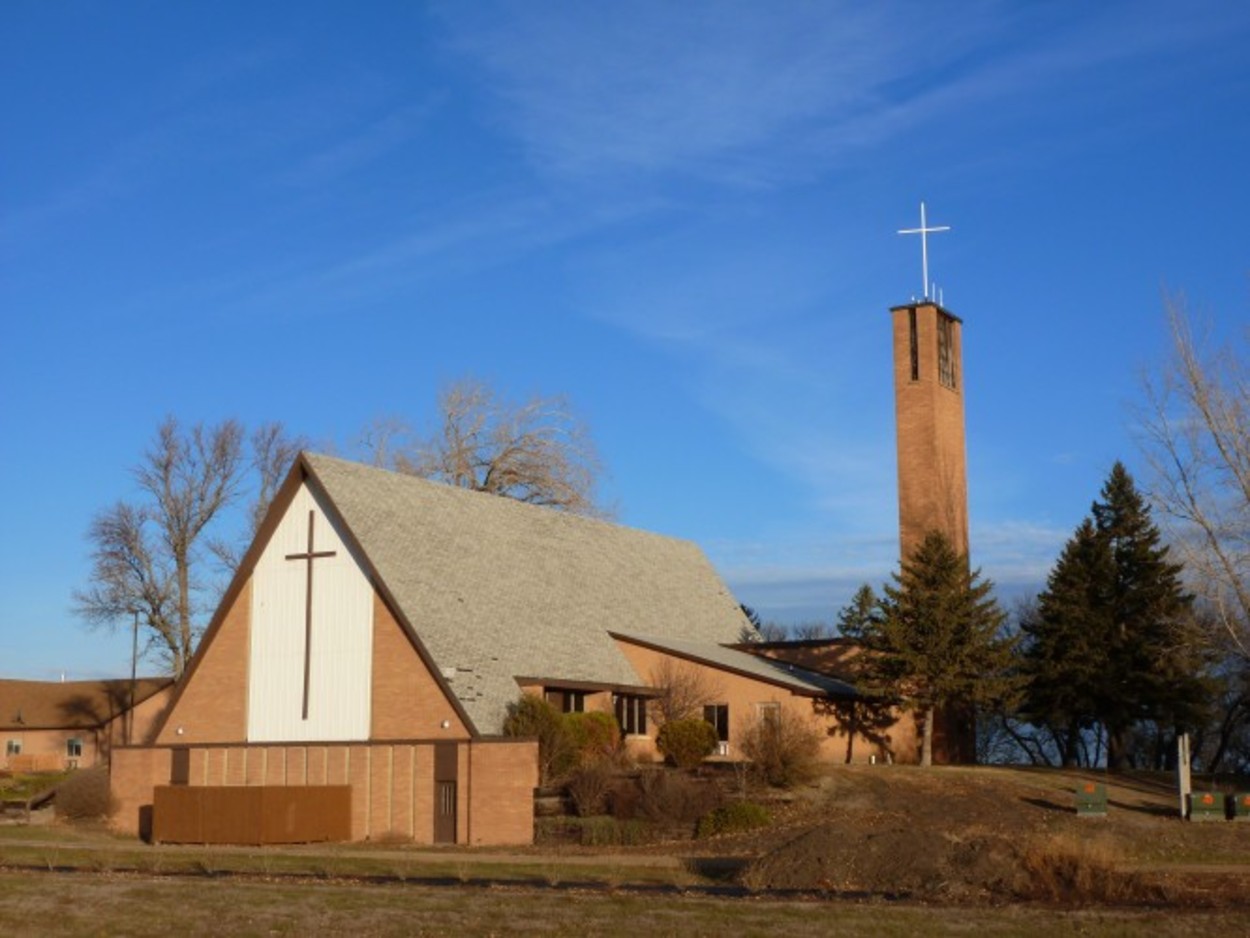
left=285, top=509, right=337, bottom=720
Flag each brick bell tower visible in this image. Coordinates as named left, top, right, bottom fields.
left=893, top=203, right=969, bottom=564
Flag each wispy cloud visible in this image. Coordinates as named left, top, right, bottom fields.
left=279, top=101, right=439, bottom=187
left=437, top=2, right=961, bottom=184
left=438, top=2, right=1249, bottom=189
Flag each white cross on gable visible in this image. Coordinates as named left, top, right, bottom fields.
left=898, top=201, right=951, bottom=301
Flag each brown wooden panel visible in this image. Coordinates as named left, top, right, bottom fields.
left=151, top=786, right=350, bottom=845
left=204, top=786, right=263, bottom=845
left=260, top=786, right=352, bottom=843
left=152, top=786, right=203, bottom=843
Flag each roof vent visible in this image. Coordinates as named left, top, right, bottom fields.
left=441, top=667, right=457, bottom=680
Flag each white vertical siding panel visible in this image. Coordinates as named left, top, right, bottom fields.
left=247, top=483, right=373, bottom=742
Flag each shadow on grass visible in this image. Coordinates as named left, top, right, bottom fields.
left=1019, top=796, right=1070, bottom=814
left=682, top=856, right=750, bottom=882
left=1107, top=799, right=1177, bottom=819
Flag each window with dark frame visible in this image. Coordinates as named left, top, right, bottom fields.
left=756, top=701, right=781, bottom=729
left=702, top=704, right=729, bottom=742
left=937, top=313, right=957, bottom=389
left=614, top=693, right=648, bottom=736
left=908, top=309, right=919, bottom=381
left=545, top=689, right=586, bottom=713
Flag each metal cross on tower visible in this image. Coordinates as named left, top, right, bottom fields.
left=898, top=201, right=950, bottom=301
left=285, top=510, right=337, bottom=721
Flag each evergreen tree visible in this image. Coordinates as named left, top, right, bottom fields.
left=1091, top=462, right=1209, bottom=768
left=836, top=584, right=880, bottom=640
left=1021, top=462, right=1211, bottom=770
left=1019, top=519, right=1114, bottom=766
left=867, top=531, right=1016, bottom=766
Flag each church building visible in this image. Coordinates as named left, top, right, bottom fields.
left=111, top=453, right=891, bottom=846
left=107, top=210, right=975, bottom=843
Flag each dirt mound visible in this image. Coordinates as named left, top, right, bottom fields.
left=740, top=767, right=1099, bottom=901
left=745, top=822, right=1023, bottom=900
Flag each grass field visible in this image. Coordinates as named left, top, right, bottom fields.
left=2, top=764, right=1249, bottom=934
left=2, top=870, right=1249, bottom=937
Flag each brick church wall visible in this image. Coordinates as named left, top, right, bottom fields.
left=109, top=738, right=537, bottom=844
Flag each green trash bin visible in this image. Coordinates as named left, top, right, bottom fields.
left=1228, top=792, right=1250, bottom=821
left=1188, top=791, right=1224, bottom=821
left=1075, top=781, right=1107, bottom=817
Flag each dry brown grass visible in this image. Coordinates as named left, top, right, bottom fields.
left=2, top=870, right=1248, bottom=937
left=1016, top=832, right=1146, bottom=903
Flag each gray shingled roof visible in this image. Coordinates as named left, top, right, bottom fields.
left=612, top=631, right=858, bottom=698
left=304, top=454, right=751, bottom=734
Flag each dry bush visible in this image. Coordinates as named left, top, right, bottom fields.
left=1017, top=833, right=1141, bottom=903
left=56, top=766, right=117, bottom=821
left=637, top=769, right=721, bottom=825
left=606, top=778, right=641, bottom=820
left=566, top=763, right=613, bottom=817
left=737, top=708, right=823, bottom=788
left=649, top=659, right=723, bottom=724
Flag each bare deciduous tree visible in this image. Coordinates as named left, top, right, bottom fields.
left=395, top=378, right=604, bottom=516
left=356, top=415, right=412, bottom=470
left=75, top=417, right=303, bottom=678
left=250, top=422, right=309, bottom=534
left=648, top=658, right=724, bottom=725
left=1138, top=295, right=1250, bottom=658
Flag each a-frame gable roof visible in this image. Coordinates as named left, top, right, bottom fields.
left=302, top=453, right=750, bottom=733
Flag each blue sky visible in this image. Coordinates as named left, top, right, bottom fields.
left=2, top=1, right=1248, bottom=679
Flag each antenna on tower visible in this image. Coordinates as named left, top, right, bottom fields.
left=898, top=201, right=950, bottom=301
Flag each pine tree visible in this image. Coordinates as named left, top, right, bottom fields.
left=1091, top=462, right=1209, bottom=768
left=836, top=584, right=880, bottom=640
left=1019, top=519, right=1114, bottom=765
left=1021, top=462, right=1211, bottom=770
left=868, top=531, right=1015, bottom=766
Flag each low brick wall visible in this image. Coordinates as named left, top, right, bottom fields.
left=111, top=738, right=537, bottom=845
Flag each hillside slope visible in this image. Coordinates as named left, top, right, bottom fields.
left=715, top=766, right=1250, bottom=904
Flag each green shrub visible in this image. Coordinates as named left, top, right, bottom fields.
left=656, top=717, right=718, bottom=769
left=696, top=801, right=770, bottom=838
left=564, top=710, right=621, bottom=765
left=503, top=694, right=574, bottom=783
left=55, top=766, right=116, bottom=821
left=738, top=708, right=822, bottom=788
left=577, top=816, right=654, bottom=846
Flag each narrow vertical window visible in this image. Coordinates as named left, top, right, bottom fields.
left=614, top=693, right=648, bottom=735
left=756, top=702, right=781, bottom=729
left=908, top=310, right=919, bottom=381
left=937, top=313, right=957, bottom=389
left=702, top=704, right=729, bottom=742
